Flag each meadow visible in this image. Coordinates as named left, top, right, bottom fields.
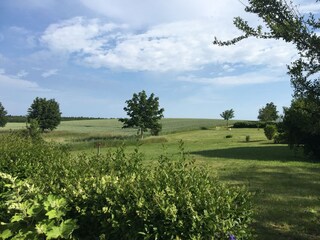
left=1, top=118, right=319, bottom=239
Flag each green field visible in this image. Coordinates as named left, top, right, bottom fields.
left=1, top=119, right=320, bottom=239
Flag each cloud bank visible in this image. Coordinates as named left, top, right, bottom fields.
left=41, top=17, right=297, bottom=73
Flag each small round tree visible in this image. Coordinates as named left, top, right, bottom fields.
left=220, top=109, right=235, bottom=127
left=258, top=102, right=279, bottom=122
left=0, top=102, right=8, bottom=127
left=119, top=90, right=164, bottom=139
left=27, top=97, right=61, bottom=132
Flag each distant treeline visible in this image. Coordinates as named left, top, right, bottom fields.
left=232, top=121, right=267, bottom=128
left=7, top=115, right=109, bottom=123
left=6, top=115, right=27, bottom=123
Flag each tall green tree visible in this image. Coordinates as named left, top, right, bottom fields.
left=282, top=98, right=320, bottom=157
left=119, top=90, right=164, bottom=139
left=258, top=102, right=279, bottom=122
left=220, top=109, right=235, bottom=127
left=27, top=97, right=61, bottom=132
left=0, top=102, right=8, bottom=127
left=214, top=0, right=320, bottom=158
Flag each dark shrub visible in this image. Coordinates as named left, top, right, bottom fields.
left=233, top=121, right=266, bottom=128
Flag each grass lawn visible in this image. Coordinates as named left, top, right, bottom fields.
left=1, top=119, right=319, bottom=239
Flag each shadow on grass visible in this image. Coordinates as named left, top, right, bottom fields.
left=218, top=165, right=320, bottom=240
left=191, top=145, right=310, bottom=162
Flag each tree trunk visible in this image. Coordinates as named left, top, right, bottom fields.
left=140, top=128, right=144, bottom=139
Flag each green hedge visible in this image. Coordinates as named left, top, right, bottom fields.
left=233, top=121, right=266, bottom=128
left=0, top=133, right=254, bottom=239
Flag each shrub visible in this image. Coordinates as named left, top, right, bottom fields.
left=0, top=132, right=69, bottom=180
left=0, top=135, right=254, bottom=239
left=264, top=124, right=278, bottom=140
left=246, top=135, right=250, bottom=142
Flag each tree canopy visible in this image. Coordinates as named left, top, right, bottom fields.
left=282, top=98, right=320, bottom=157
left=214, top=0, right=320, bottom=158
left=119, top=90, right=164, bottom=139
left=27, top=97, right=61, bottom=132
left=258, top=102, right=279, bottom=122
left=0, top=102, right=8, bottom=127
left=220, top=109, right=235, bottom=127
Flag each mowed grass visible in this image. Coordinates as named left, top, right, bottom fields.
left=1, top=119, right=320, bottom=239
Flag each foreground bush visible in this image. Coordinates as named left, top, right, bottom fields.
left=0, top=133, right=254, bottom=239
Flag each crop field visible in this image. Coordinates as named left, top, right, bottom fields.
left=1, top=118, right=231, bottom=146
left=1, top=118, right=320, bottom=239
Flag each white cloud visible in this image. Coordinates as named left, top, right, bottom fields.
left=222, top=64, right=235, bottom=73
left=41, top=17, right=127, bottom=54
left=42, top=69, right=58, bottom=78
left=41, top=17, right=297, bottom=72
left=0, top=72, right=49, bottom=91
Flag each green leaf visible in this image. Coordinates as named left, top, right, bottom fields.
left=46, top=209, right=64, bottom=219
left=60, top=219, right=78, bottom=238
left=26, top=204, right=42, bottom=216
left=11, top=214, right=24, bottom=222
left=46, top=226, right=61, bottom=239
left=0, top=229, right=13, bottom=239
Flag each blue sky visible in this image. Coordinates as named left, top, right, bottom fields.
left=0, top=0, right=318, bottom=119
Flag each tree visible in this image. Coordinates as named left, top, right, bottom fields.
left=258, top=102, right=279, bottom=122
left=27, top=97, right=61, bottom=132
left=0, top=102, right=8, bottom=127
left=220, top=109, right=235, bottom=127
left=119, top=90, right=164, bottom=139
left=282, top=98, right=320, bottom=157
left=213, top=0, right=320, bottom=158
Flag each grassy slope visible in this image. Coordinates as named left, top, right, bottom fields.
left=1, top=119, right=319, bottom=239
